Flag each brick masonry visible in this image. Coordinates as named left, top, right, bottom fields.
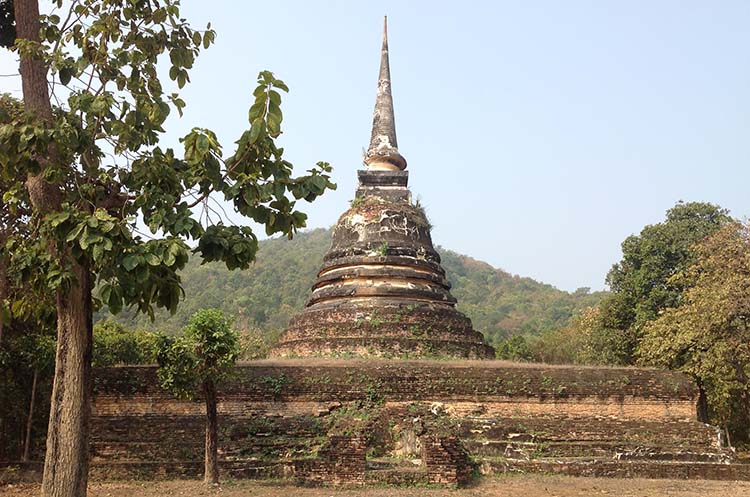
left=86, top=359, right=746, bottom=486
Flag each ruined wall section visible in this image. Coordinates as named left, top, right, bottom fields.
left=86, top=360, right=743, bottom=483
left=92, top=360, right=699, bottom=413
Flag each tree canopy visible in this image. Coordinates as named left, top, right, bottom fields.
left=156, top=309, right=240, bottom=400
left=2, top=0, right=336, bottom=320
left=639, top=221, right=750, bottom=441
left=597, top=201, right=731, bottom=363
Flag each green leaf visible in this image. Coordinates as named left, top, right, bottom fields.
left=59, top=66, right=73, bottom=85
left=122, top=254, right=140, bottom=271
left=65, top=224, right=84, bottom=243
left=248, top=120, right=264, bottom=144
left=273, top=79, right=289, bottom=92
left=108, top=285, right=123, bottom=314
left=268, top=90, right=281, bottom=106
left=248, top=101, right=265, bottom=122
left=267, top=112, right=281, bottom=136
left=94, top=208, right=111, bottom=221
left=47, top=211, right=71, bottom=227
left=100, top=282, right=112, bottom=304
left=145, top=253, right=161, bottom=266
left=203, top=30, right=215, bottom=49
left=196, top=134, right=209, bottom=154
left=310, top=175, right=327, bottom=193
left=0, top=303, right=10, bottom=326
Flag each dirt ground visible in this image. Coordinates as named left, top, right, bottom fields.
left=2, top=476, right=750, bottom=497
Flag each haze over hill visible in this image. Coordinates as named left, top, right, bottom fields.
left=107, top=228, right=605, bottom=347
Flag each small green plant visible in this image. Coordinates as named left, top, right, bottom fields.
left=260, top=374, right=289, bottom=397
left=369, top=312, right=384, bottom=328
left=532, top=441, right=550, bottom=458
left=302, top=374, right=329, bottom=386
left=350, top=196, right=365, bottom=208
left=376, top=242, right=389, bottom=256
left=327, top=402, right=381, bottom=436
left=365, top=381, right=385, bottom=406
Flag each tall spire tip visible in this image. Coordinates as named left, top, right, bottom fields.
left=364, top=16, right=406, bottom=171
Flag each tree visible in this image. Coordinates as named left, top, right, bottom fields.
left=0, top=314, right=55, bottom=462
left=156, top=309, right=240, bottom=484
left=92, top=321, right=157, bottom=367
left=0, top=92, right=56, bottom=462
left=639, top=221, right=750, bottom=443
left=2, top=2, right=334, bottom=496
left=0, top=94, right=33, bottom=347
left=598, top=202, right=730, bottom=363
left=528, top=307, right=596, bottom=364
left=19, top=331, right=55, bottom=461
left=494, top=335, right=532, bottom=361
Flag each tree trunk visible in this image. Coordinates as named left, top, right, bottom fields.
left=42, top=262, right=93, bottom=497
left=696, top=380, right=709, bottom=424
left=0, top=256, right=6, bottom=347
left=203, top=379, right=219, bottom=485
left=15, top=2, right=93, bottom=497
left=22, top=368, right=38, bottom=461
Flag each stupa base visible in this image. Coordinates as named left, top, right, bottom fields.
left=270, top=300, right=495, bottom=359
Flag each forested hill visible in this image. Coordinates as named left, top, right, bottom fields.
left=107, top=228, right=605, bottom=347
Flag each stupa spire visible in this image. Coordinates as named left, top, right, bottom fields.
left=364, top=16, right=407, bottom=171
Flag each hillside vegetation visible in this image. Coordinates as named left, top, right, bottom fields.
left=106, top=228, right=604, bottom=347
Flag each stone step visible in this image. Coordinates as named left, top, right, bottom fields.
left=90, top=437, right=321, bottom=461
left=459, top=417, right=719, bottom=447
left=88, top=460, right=291, bottom=480
left=365, top=468, right=431, bottom=486
left=482, top=457, right=750, bottom=480
left=366, top=457, right=422, bottom=470
left=464, top=440, right=732, bottom=462
left=91, top=415, right=326, bottom=443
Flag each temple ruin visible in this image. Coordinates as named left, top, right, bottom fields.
left=19, top=18, right=748, bottom=489
left=271, top=18, right=494, bottom=360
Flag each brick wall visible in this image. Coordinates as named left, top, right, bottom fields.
left=85, top=359, right=743, bottom=485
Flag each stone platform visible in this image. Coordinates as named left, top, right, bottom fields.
left=83, top=359, right=749, bottom=486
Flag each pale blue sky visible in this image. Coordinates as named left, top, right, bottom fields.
left=1, top=1, right=748, bottom=291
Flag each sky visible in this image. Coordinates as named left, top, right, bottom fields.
left=1, top=1, right=748, bottom=292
